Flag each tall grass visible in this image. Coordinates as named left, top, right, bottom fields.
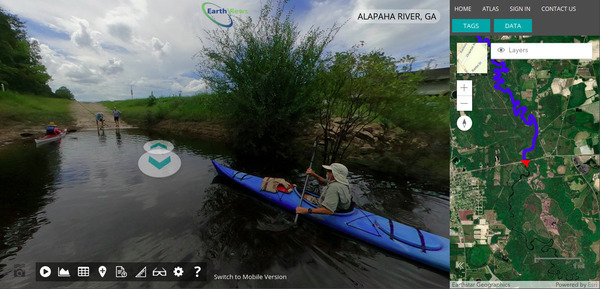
left=100, top=93, right=222, bottom=126
left=0, top=91, right=73, bottom=125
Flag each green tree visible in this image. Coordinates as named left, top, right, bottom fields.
left=54, top=86, right=74, bottom=99
left=317, top=47, right=423, bottom=164
left=0, top=8, right=52, bottom=96
left=147, top=91, right=156, bottom=106
left=196, top=0, right=341, bottom=159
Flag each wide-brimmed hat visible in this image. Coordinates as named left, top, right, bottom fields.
left=322, top=163, right=349, bottom=185
left=48, top=122, right=56, bottom=126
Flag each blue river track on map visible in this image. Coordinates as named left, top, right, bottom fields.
left=476, top=36, right=540, bottom=161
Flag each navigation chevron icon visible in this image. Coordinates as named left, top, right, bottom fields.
left=139, top=140, right=181, bottom=177
left=150, top=143, right=168, bottom=150
left=149, top=155, right=171, bottom=169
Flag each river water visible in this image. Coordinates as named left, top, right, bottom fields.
left=0, top=129, right=449, bottom=288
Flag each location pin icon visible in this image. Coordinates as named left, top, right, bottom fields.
left=99, top=266, right=107, bottom=278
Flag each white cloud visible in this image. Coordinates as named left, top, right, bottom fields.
left=2, top=0, right=449, bottom=101
left=107, top=23, right=133, bottom=42
left=38, top=42, right=102, bottom=85
left=60, top=63, right=104, bottom=84
left=296, top=0, right=449, bottom=69
left=171, top=78, right=207, bottom=94
left=70, top=17, right=101, bottom=49
left=100, top=57, right=124, bottom=75
left=151, top=37, right=170, bottom=60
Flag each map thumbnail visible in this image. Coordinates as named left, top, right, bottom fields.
left=457, top=43, right=488, bottom=74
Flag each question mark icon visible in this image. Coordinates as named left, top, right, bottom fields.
left=194, top=266, right=202, bottom=278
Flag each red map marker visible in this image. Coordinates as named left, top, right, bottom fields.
left=520, top=160, right=530, bottom=167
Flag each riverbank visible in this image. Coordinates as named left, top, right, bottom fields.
left=124, top=116, right=449, bottom=189
left=0, top=93, right=449, bottom=187
left=0, top=91, right=448, bottom=187
left=99, top=94, right=220, bottom=127
left=0, top=91, right=73, bottom=147
left=0, top=95, right=136, bottom=147
left=299, top=122, right=450, bottom=189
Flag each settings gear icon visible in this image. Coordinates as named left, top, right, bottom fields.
left=173, top=266, right=184, bottom=277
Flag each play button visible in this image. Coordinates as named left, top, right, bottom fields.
left=40, top=266, right=51, bottom=278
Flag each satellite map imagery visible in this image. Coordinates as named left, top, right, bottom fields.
left=449, top=35, right=600, bottom=282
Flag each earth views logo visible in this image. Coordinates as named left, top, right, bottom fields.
left=202, top=2, right=248, bottom=28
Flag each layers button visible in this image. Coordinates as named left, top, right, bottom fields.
left=452, top=19, right=491, bottom=33
left=494, top=19, right=532, bottom=33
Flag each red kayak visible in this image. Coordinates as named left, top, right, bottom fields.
left=35, top=129, right=67, bottom=145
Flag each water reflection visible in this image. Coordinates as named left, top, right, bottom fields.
left=115, top=128, right=122, bottom=147
left=0, top=130, right=448, bottom=288
left=202, top=175, right=448, bottom=287
left=98, top=129, right=106, bottom=145
left=198, top=185, right=303, bottom=270
left=0, top=142, right=61, bottom=278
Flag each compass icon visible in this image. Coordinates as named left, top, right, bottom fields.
left=457, top=115, right=472, bottom=131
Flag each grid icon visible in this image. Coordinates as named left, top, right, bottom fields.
left=77, top=266, right=90, bottom=277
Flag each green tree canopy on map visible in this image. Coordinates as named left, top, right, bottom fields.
left=468, top=245, right=491, bottom=268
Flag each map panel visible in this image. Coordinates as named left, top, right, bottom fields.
left=450, top=36, right=600, bottom=282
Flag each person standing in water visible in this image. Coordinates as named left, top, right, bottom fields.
left=95, top=112, right=105, bottom=129
left=113, top=107, right=121, bottom=127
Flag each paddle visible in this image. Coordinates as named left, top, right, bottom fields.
left=294, top=136, right=319, bottom=224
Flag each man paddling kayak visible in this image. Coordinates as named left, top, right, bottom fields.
left=295, top=163, right=352, bottom=215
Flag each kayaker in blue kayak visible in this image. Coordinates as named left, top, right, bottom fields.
left=295, top=163, right=352, bottom=215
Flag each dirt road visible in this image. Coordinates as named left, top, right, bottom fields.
left=71, top=102, right=132, bottom=130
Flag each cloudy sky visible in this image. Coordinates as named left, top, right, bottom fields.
left=0, top=0, right=449, bottom=101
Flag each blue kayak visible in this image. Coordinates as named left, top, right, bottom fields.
left=212, top=160, right=450, bottom=271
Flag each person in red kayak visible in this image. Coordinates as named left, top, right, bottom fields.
left=45, top=122, right=61, bottom=135
left=295, top=163, right=352, bottom=215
